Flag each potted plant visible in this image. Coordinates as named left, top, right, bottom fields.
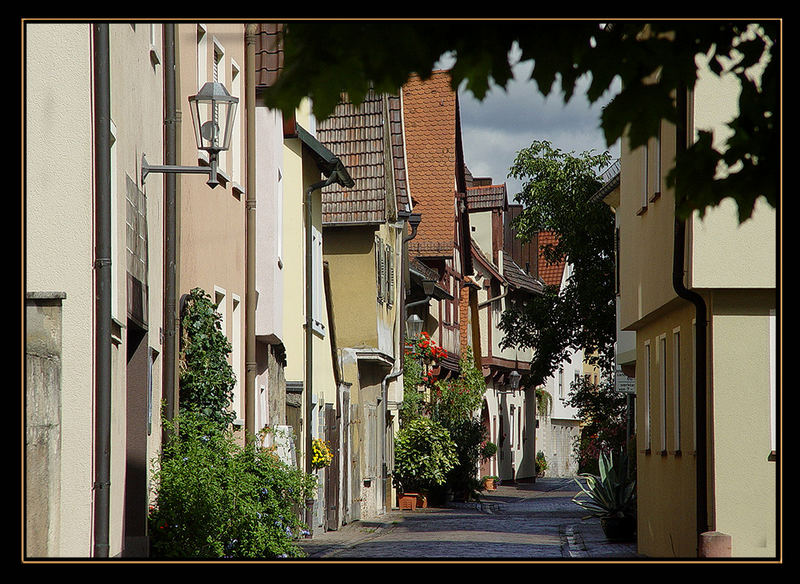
left=572, top=451, right=636, bottom=542
left=481, top=475, right=499, bottom=491
left=393, top=417, right=458, bottom=510
left=535, top=451, right=548, bottom=477
left=310, top=438, right=333, bottom=470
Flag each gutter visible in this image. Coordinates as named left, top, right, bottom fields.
left=92, top=23, right=112, bottom=558
left=673, top=83, right=710, bottom=545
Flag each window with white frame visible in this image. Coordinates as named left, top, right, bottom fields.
left=212, top=38, right=227, bottom=175
left=654, top=123, right=662, bottom=199
left=230, top=59, right=241, bottom=189
left=375, top=235, right=386, bottom=304
left=672, top=329, right=681, bottom=452
left=311, top=226, right=325, bottom=336
left=231, top=294, right=242, bottom=424
left=196, top=24, right=207, bottom=91
left=769, top=309, right=776, bottom=457
left=385, top=241, right=394, bottom=308
left=196, top=25, right=209, bottom=164
left=644, top=340, right=651, bottom=452
left=640, top=142, right=649, bottom=212
left=658, top=335, right=667, bottom=453
left=692, top=320, right=697, bottom=452
left=214, top=287, right=227, bottom=338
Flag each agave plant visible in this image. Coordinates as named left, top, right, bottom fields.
left=572, top=451, right=636, bottom=520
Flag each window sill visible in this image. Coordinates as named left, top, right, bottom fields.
left=649, top=191, right=661, bottom=203
left=636, top=205, right=648, bottom=216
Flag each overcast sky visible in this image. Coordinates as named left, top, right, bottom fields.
left=451, top=53, right=622, bottom=201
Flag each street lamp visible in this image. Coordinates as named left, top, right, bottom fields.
left=406, top=313, right=424, bottom=339
left=142, top=81, right=239, bottom=188
left=509, top=370, right=522, bottom=391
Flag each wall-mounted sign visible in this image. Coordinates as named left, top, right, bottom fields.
left=614, top=368, right=636, bottom=394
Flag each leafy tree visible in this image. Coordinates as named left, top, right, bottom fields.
left=565, top=375, right=628, bottom=474
left=499, top=141, right=616, bottom=386
left=262, top=20, right=778, bottom=223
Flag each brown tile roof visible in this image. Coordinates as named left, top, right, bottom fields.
left=466, top=184, right=507, bottom=211
left=502, top=251, right=544, bottom=294
left=536, top=231, right=566, bottom=287
left=254, top=23, right=284, bottom=88
left=402, top=71, right=460, bottom=258
left=316, top=90, right=389, bottom=225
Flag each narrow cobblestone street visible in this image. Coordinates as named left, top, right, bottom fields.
left=297, top=478, right=638, bottom=561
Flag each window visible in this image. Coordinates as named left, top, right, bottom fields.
left=658, top=335, right=667, bottom=453
left=614, top=227, right=620, bottom=295
left=196, top=25, right=209, bottom=164
left=214, top=287, right=227, bottom=337
left=672, top=329, right=681, bottom=452
left=509, top=405, right=515, bottom=448
left=692, top=320, right=697, bottom=452
left=230, top=59, right=241, bottom=189
left=558, top=367, right=564, bottom=399
left=375, top=235, right=388, bottom=305
left=638, top=142, right=649, bottom=214
left=311, top=226, right=325, bottom=336
left=769, top=309, right=776, bottom=458
left=653, top=123, right=662, bottom=200
left=385, top=242, right=394, bottom=308
left=212, top=38, right=227, bottom=174
left=196, top=24, right=207, bottom=91
left=231, top=294, right=242, bottom=424
left=643, top=341, right=651, bottom=452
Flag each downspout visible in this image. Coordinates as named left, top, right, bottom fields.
left=672, top=83, right=710, bottom=546
left=92, top=22, right=112, bottom=558
left=244, top=24, right=258, bottom=436
left=162, top=23, right=178, bottom=431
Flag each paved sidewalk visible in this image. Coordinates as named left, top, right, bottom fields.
left=296, top=479, right=639, bottom=561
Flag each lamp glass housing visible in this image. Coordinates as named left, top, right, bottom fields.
left=188, top=82, right=239, bottom=153
left=406, top=314, right=424, bottom=339
left=509, top=370, right=522, bottom=390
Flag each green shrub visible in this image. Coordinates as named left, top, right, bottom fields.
left=149, top=413, right=317, bottom=559
left=179, top=287, right=237, bottom=428
left=393, top=417, right=458, bottom=494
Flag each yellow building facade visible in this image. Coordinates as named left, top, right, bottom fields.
left=618, top=45, right=777, bottom=558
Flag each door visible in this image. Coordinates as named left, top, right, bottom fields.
left=324, top=404, right=340, bottom=530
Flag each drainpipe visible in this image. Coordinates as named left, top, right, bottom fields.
left=672, top=83, right=710, bottom=546
left=244, top=24, right=258, bottom=437
left=162, top=23, right=178, bottom=431
left=92, top=22, right=112, bottom=558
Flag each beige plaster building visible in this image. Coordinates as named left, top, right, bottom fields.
left=26, top=22, right=166, bottom=557
left=616, top=45, right=777, bottom=558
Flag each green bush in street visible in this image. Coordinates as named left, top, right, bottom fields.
left=149, top=412, right=316, bottom=559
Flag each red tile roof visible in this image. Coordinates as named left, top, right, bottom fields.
left=537, top=231, right=566, bottom=287
left=402, top=71, right=460, bottom=258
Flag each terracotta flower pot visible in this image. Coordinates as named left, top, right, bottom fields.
left=398, top=493, right=418, bottom=511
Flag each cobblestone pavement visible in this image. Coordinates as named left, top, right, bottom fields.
left=296, top=478, right=639, bottom=562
